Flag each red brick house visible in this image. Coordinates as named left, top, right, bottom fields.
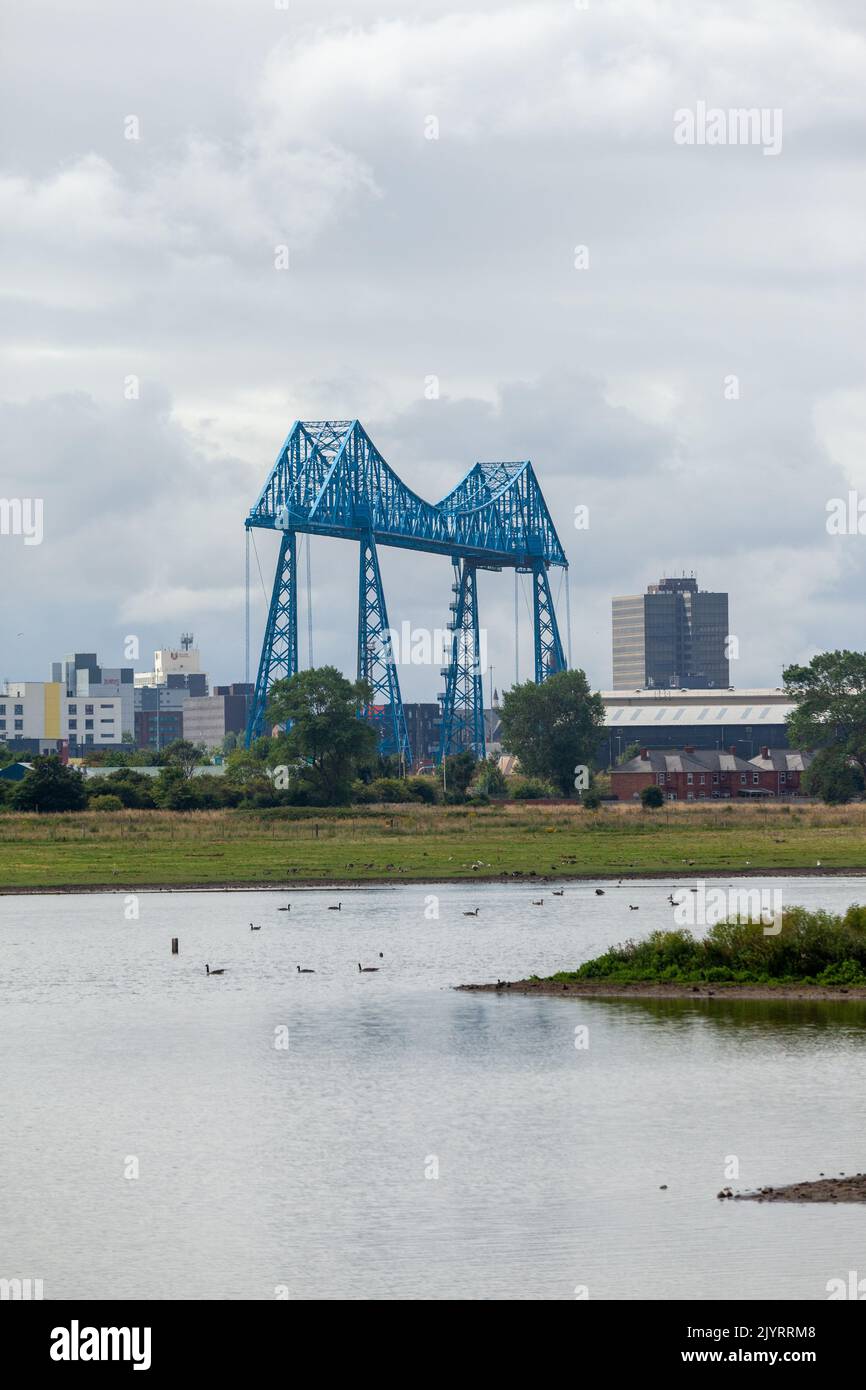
left=610, top=746, right=812, bottom=801
left=747, top=747, right=813, bottom=796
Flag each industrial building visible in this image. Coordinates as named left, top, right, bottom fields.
left=182, top=685, right=252, bottom=748
left=612, top=575, right=729, bottom=689
left=52, top=651, right=135, bottom=742
left=599, top=687, right=793, bottom=766
left=134, top=634, right=203, bottom=687
left=1, top=680, right=125, bottom=749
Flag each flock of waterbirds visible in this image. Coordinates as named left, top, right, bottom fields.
left=204, top=901, right=382, bottom=977
left=203, top=880, right=701, bottom=977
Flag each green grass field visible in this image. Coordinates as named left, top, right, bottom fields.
left=1, top=800, right=866, bottom=890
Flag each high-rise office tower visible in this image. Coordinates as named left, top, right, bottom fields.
left=612, top=575, right=729, bottom=689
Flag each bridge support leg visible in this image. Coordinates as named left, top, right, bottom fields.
left=245, top=528, right=298, bottom=745
left=532, top=561, right=566, bottom=683
left=357, top=534, right=412, bottom=768
left=438, top=560, right=486, bottom=762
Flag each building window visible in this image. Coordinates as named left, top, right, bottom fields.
left=687, top=773, right=693, bottom=784
left=14, top=719, right=23, bottom=730
left=780, top=771, right=786, bottom=782
left=699, top=775, right=705, bottom=784
left=85, top=719, right=93, bottom=730
left=657, top=773, right=664, bottom=785
left=85, top=704, right=94, bottom=715
left=740, top=774, right=746, bottom=784
left=68, top=704, right=76, bottom=714
left=69, top=720, right=77, bottom=730
left=85, top=734, right=94, bottom=744
left=753, top=773, right=759, bottom=785
left=0, top=704, right=5, bottom=713
left=712, top=773, right=718, bottom=783
left=14, top=705, right=23, bottom=715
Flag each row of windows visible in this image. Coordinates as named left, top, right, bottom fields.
left=0, top=704, right=24, bottom=715
left=657, top=771, right=787, bottom=787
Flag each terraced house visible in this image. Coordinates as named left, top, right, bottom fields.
left=611, top=746, right=813, bottom=801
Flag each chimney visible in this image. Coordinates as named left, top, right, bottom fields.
left=761, top=746, right=769, bottom=759
left=684, top=744, right=695, bottom=754
left=729, top=746, right=737, bottom=756
left=639, top=748, right=648, bottom=759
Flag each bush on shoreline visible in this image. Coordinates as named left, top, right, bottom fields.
left=557, top=907, right=866, bottom=985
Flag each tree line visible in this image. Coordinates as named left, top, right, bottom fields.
left=1, top=650, right=862, bottom=811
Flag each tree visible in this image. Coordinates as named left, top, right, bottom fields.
left=154, top=765, right=204, bottom=810
left=784, top=651, right=866, bottom=784
left=802, top=747, right=864, bottom=804
left=499, top=669, right=605, bottom=797
left=475, top=756, right=507, bottom=796
left=161, top=739, right=207, bottom=779
left=265, top=667, right=378, bottom=805
left=11, top=756, right=87, bottom=813
left=443, top=750, right=477, bottom=800
left=640, top=785, right=664, bottom=809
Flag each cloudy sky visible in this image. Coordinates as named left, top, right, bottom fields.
left=2, top=0, right=865, bottom=699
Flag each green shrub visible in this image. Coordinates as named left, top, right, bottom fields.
left=404, top=777, right=438, bottom=804
left=512, top=778, right=552, bottom=800
left=572, top=905, right=866, bottom=984
left=88, top=794, right=124, bottom=812
left=640, top=785, right=664, bottom=809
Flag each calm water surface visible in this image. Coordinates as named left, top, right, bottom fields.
left=3, top=876, right=866, bottom=1300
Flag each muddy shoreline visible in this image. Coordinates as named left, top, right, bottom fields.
left=2, top=865, right=866, bottom=895
left=731, top=1174, right=866, bottom=1203
left=457, top=978, right=866, bottom=1001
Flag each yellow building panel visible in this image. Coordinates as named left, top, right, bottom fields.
left=43, top=681, right=61, bottom=739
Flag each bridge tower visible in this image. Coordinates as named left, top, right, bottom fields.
left=438, top=560, right=486, bottom=760
left=246, top=526, right=298, bottom=743
left=357, top=534, right=411, bottom=765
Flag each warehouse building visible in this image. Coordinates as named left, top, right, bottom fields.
left=599, top=687, right=792, bottom=767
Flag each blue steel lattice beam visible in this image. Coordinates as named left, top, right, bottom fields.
left=357, top=534, right=412, bottom=766
left=246, top=527, right=298, bottom=744
left=438, top=560, right=486, bottom=761
left=245, top=420, right=570, bottom=758
left=531, top=561, right=566, bottom=684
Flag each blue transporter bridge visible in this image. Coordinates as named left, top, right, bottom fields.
left=244, top=420, right=568, bottom=765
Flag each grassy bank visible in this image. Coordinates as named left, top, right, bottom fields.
left=2, top=800, right=866, bottom=890
left=548, top=906, right=866, bottom=988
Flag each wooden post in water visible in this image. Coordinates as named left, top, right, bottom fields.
left=171, top=937, right=179, bottom=955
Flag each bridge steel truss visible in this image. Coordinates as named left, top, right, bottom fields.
left=244, top=420, right=568, bottom=762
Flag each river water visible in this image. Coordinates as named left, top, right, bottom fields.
left=2, top=875, right=866, bottom=1301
